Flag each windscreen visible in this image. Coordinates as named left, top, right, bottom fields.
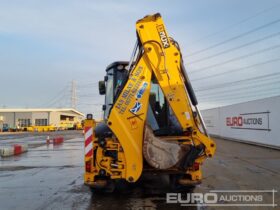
left=104, top=69, right=114, bottom=119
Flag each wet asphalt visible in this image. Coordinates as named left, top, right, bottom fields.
left=0, top=132, right=279, bottom=210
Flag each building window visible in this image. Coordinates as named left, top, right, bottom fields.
left=18, top=119, right=31, bottom=127
left=35, top=119, right=48, bottom=126
left=60, top=115, right=74, bottom=121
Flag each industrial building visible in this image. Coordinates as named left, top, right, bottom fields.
left=0, top=108, right=84, bottom=131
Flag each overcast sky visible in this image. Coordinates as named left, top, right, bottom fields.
left=0, top=0, right=279, bottom=118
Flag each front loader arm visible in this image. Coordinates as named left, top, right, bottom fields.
left=107, top=14, right=215, bottom=182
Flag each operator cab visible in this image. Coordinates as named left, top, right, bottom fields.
left=99, top=61, right=129, bottom=120
left=99, top=61, right=182, bottom=135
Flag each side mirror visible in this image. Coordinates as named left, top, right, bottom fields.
left=99, top=81, right=106, bottom=95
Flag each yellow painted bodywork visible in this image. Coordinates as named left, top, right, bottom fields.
left=26, top=125, right=56, bottom=132
left=84, top=14, right=215, bottom=185
left=107, top=14, right=215, bottom=182
left=108, top=59, right=152, bottom=182
left=84, top=119, right=127, bottom=185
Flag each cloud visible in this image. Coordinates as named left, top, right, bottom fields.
left=0, top=0, right=279, bottom=114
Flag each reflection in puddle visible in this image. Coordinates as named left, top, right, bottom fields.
left=89, top=173, right=197, bottom=210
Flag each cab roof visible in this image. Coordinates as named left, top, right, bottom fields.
left=105, top=61, right=129, bottom=72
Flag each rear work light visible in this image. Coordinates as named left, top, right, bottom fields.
left=85, top=160, right=92, bottom=172
left=193, top=162, right=200, bottom=171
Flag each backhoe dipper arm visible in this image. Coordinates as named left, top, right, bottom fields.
left=107, top=14, right=215, bottom=182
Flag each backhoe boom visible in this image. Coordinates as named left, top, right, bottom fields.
left=84, top=13, right=215, bottom=192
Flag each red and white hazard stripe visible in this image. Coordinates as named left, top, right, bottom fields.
left=84, top=126, right=93, bottom=157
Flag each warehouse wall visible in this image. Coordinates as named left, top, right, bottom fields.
left=16, top=112, right=32, bottom=127
left=0, top=112, right=33, bottom=127
left=0, top=112, right=16, bottom=127
left=0, top=109, right=84, bottom=130
left=32, top=112, right=49, bottom=125
left=32, top=112, right=48, bottom=120
left=201, top=96, right=280, bottom=148
left=49, top=111, right=60, bottom=126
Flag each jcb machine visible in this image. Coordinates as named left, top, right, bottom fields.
left=84, top=13, right=215, bottom=192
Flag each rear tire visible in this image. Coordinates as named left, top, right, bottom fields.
left=169, top=174, right=196, bottom=192
left=90, top=179, right=132, bottom=194
left=90, top=180, right=115, bottom=193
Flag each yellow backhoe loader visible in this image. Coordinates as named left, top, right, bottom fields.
left=84, top=13, right=216, bottom=192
